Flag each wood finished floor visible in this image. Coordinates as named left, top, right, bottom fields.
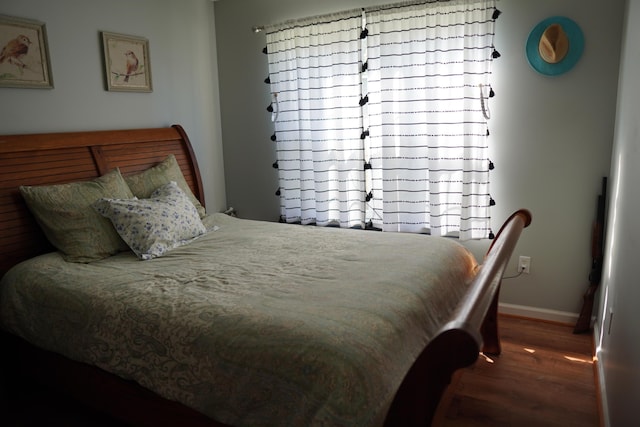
left=3, top=315, right=598, bottom=426
left=439, top=315, right=599, bottom=427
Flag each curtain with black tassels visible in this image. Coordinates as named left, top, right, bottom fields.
left=365, top=0, right=500, bottom=239
left=262, top=0, right=500, bottom=239
left=358, top=9, right=378, bottom=230
left=264, top=11, right=366, bottom=227
left=487, top=6, right=501, bottom=239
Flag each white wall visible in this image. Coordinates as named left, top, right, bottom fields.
left=0, top=0, right=226, bottom=214
left=214, top=0, right=625, bottom=317
left=596, top=0, right=640, bottom=425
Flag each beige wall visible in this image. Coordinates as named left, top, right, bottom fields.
left=214, top=0, right=626, bottom=318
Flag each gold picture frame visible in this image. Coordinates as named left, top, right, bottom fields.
left=0, top=15, right=53, bottom=89
left=101, top=31, right=152, bottom=92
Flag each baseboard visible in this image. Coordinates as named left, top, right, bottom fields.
left=498, top=303, right=579, bottom=325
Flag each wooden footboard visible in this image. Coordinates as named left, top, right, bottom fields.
left=385, top=209, right=532, bottom=426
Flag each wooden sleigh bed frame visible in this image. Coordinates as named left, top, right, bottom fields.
left=0, top=124, right=531, bottom=427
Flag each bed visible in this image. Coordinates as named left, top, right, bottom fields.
left=0, top=125, right=531, bottom=427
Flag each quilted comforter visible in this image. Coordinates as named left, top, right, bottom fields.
left=0, top=213, right=477, bottom=426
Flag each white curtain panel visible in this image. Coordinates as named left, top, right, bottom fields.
left=266, top=0, right=497, bottom=238
left=266, top=13, right=366, bottom=227
left=366, top=0, right=496, bottom=239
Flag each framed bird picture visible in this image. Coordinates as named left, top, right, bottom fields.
left=101, top=31, right=152, bottom=92
left=0, top=15, right=53, bottom=89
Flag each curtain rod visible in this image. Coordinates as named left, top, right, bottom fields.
left=252, top=6, right=364, bottom=33
left=251, top=0, right=495, bottom=33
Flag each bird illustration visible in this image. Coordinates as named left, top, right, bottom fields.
left=0, top=34, right=32, bottom=68
left=124, top=50, right=139, bottom=82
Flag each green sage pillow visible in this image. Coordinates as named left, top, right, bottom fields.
left=124, top=154, right=206, bottom=218
left=19, top=168, right=135, bottom=263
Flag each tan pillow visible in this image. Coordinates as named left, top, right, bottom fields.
left=124, top=154, right=206, bottom=218
left=20, top=168, right=135, bottom=262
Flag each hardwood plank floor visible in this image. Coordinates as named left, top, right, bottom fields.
left=3, top=315, right=599, bottom=426
left=439, top=314, right=599, bottom=427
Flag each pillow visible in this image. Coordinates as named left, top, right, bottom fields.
left=93, top=181, right=207, bottom=260
left=20, top=168, right=134, bottom=263
left=124, top=154, right=206, bottom=218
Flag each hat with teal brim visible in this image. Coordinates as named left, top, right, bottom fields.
left=526, top=16, right=584, bottom=76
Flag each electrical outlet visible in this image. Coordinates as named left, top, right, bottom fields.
left=519, top=256, right=531, bottom=274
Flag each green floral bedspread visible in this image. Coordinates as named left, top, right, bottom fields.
left=0, top=213, right=477, bottom=426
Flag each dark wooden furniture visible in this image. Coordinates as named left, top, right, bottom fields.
left=0, top=125, right=531, bottom=427
left=574, top=177, right=607, bottom=334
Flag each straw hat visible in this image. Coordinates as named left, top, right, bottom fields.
left=526, top=16, right=584, bottom=76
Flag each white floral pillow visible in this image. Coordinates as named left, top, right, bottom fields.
left=93, top=181, right=207, bottom=260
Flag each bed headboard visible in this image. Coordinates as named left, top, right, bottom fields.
left=0, top=124, right=205, bottom=276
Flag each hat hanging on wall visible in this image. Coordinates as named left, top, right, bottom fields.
left=526, top=16, right=584, bottom=76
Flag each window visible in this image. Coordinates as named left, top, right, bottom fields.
left=265, top=0, right=499, bottom=239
